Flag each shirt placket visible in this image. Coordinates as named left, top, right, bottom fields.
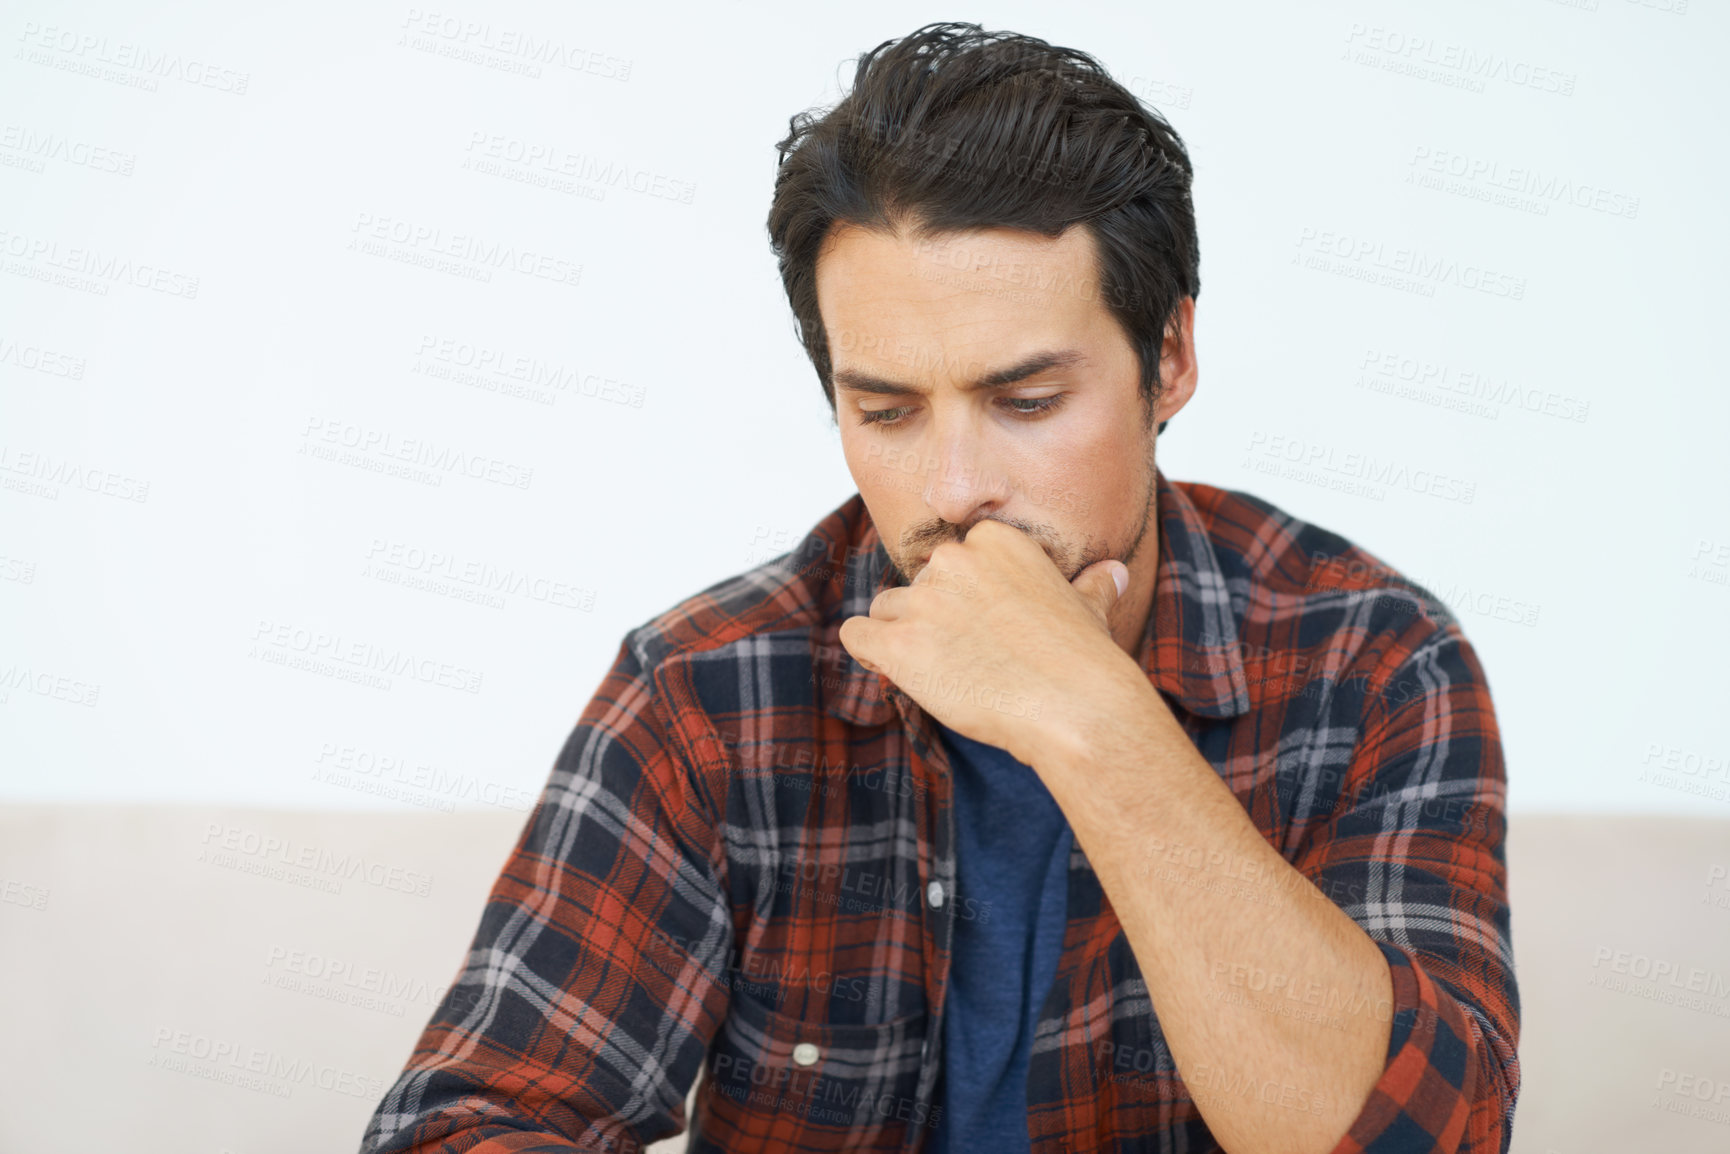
left=886, top=683, right=956, bottom=1153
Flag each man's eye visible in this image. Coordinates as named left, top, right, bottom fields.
left=1002, top=396, right=1064, bottom=416
left=858, top=406, right=912, bottom=426
left=857, top=395, right=1066, bottom=429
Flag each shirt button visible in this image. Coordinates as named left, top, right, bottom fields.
left=927, top=881, right=945, bottom=909
left=792, top=1042, right=820, bottom=1067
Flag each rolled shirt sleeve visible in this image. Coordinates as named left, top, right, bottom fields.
left=359, top=638, right=735, bottom=1154
left=1293, top=617, right=1521, bottom=1154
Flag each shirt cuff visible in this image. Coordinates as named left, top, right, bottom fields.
left=1328, top=942, right=1514, bottom=1154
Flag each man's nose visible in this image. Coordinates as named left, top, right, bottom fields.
left=920, top=434, right=1008, bottom=524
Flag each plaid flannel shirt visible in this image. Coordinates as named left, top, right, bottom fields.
left=360, top=468, right=1520, bottom=1154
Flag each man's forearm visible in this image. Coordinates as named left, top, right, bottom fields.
left=1031, top=671, right=1393, bottom=1154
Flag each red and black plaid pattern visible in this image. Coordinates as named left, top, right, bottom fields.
left=360, top=470, right=1519, bottom=1153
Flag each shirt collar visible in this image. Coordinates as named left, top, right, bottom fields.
left=817, top=467, right=1252, bottom=729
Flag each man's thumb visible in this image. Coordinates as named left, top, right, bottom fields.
left=1076, top=559, right=1129, bottom=610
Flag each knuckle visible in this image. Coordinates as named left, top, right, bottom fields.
left=930, top=540, right=963, bottom=564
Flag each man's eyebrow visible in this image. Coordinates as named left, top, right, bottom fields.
left=832, top=348, right=1087, bottom=397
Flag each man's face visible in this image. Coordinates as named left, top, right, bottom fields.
left=815, top=221, right=1195, bottom=597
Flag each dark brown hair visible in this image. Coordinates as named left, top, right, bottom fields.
left=767, top=21, right=1200, bottom=435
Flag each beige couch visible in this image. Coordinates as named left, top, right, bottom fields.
left=5, top=806, right=1728, bottom=1153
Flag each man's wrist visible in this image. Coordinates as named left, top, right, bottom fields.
left=1030, top=659, right=1176, bottom=802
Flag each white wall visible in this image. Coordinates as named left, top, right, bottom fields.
left=3, top=0, right=1725, bottom=817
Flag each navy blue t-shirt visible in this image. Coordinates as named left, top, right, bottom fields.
left=929, top=723, right=1073, bottom=1154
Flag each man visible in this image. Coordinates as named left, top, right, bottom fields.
left=360, top=21, right=1518, bottom=1154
